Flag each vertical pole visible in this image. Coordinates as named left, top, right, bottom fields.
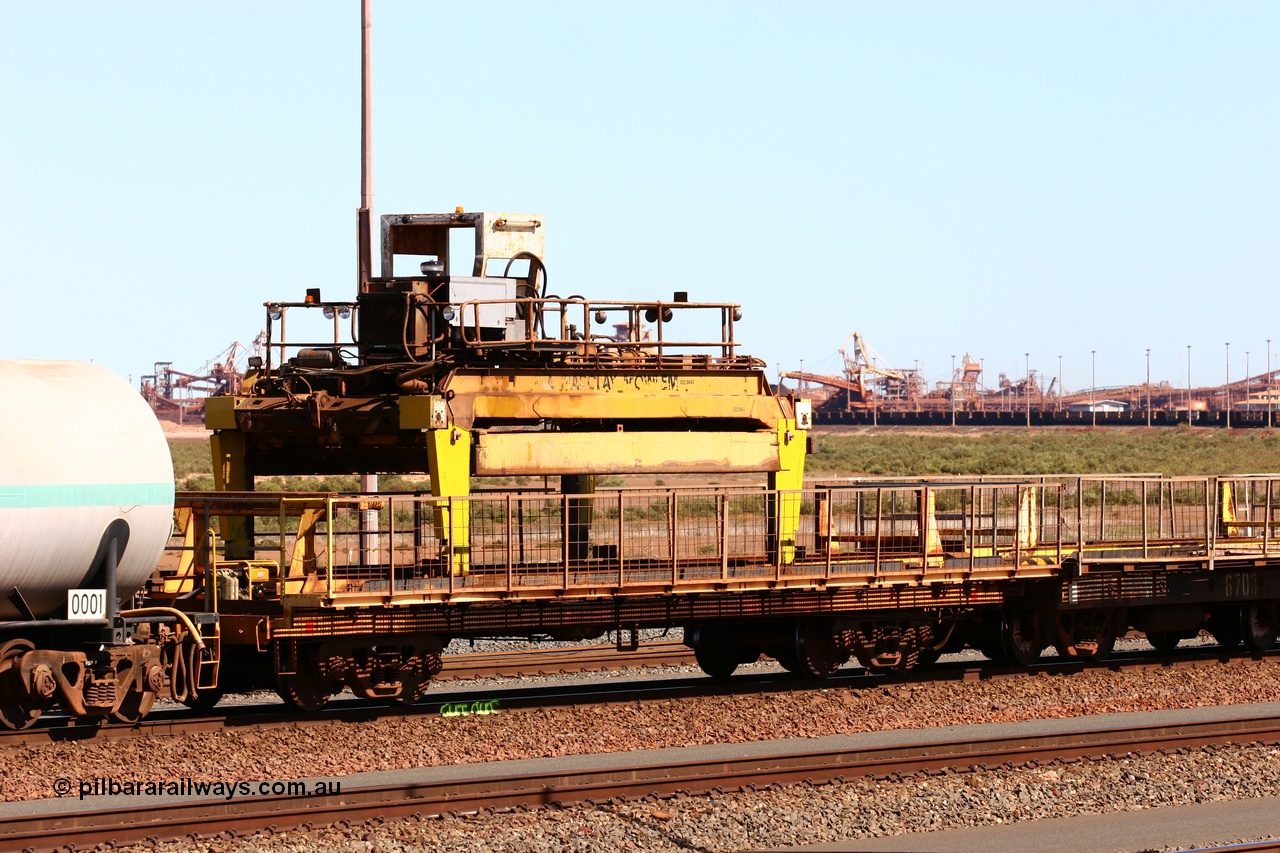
left=720, top=492, right=729, bottom=582
left=874, top=489, right=883, bottom=578
left=950, top=355, right=956, bottom=427
left=1187, top=344, right=1193, bottom=423
left=671, top=493, right=680, bottom=583
left=1145, top=348, right=1151, bottom=427
left=823, top=490, right=833, bottom=580
left=1091, top=350, right=1096, bottom=428
left=1013, top=485, right=1022, bottom=568
left=358, top=0, right=374, bottom=289
left=968, top=485, right=976, bottom=573
left=105, top=536, right=122, bottom=644
left=1058, top=355, right=1063, bottom=413
left=1100, top=481, right=1107, bottom=541
left=1075, top=478, right=1083, bottom=560
left=1025, top=352, right=1031, bottom=427
left=1268, top=339, right=1273, bottom=427
left=357, top=0, right=379, bottom=558
left=1225, top=342, right=1231, bottom=431
left=505, top=494, right=513, bottom=592
left=1055, top=484, right=1063, bottom=565
left=1265, top=478, right=1273, bottom=556
left=1141, top=480, right=1149, bottom=559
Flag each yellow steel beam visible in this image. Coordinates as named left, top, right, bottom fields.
left=410, top=371, right=788, bottom=428
left=473, top=430, right=783, bottom=476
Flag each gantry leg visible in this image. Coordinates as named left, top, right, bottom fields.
left=427, top=426, right=472, bottom=575
left=210, top=430, right=253, bottom=561
left=767, top=420, right=807, bottom=565
left=562, top=474, right=596, bottom=563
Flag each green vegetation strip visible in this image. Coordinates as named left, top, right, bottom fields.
left=810, top=429, right=1280, bottom=477
left=171, top=429, right=1280, bottom=491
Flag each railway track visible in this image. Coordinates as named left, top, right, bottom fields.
left=1, top=644, right=1274, bottom=748
left=5, top=710, right=1280, bottom=851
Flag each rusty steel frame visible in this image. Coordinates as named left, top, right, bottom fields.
left=166, top=474, right=1280, bottom=613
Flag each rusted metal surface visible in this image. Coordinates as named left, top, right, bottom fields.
left=6, top=711, right=1280, bottom=851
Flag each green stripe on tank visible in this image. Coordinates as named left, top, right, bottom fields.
left=0, top=483, right=175, bottom=509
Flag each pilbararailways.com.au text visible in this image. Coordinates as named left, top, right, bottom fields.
left=58, top=777, right=341, bottom=801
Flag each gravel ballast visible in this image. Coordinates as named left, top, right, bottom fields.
left=6, top=655, right=1280, bottom=851
left=6, top=660, right=1280, bottom=804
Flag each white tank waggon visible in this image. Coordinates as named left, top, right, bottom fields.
left=0, top=360, right=214, bottom=728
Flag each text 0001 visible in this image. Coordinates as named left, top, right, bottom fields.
left=67, top=589, right=107, bottom=620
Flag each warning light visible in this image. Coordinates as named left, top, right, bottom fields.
left=305, top=288, right=321, bottom=304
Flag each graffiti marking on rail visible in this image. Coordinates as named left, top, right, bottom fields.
left=440, top=699, right=501, bottom=718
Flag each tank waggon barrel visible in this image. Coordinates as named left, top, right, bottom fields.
left=0, top=360, right=219, bottom=729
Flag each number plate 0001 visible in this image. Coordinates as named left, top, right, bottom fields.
left=67, top=589, right=107, bottom=621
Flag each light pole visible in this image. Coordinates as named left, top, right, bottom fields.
left=1091, top=349, right=1097, bottom=428
left=1187, top=344, right=1192, bottom=424
left=1246, top=350, right=1251, bottom=421
left=1145, top=348, right=1151, bottom=427
left=1025, top=352, right=1031, bottom=427
left=913, top=359, right=919, bottom=412
left=950, top=354, right=957, bottom=427
left=1058, top=355, right=1063, bottom=412
left=1225, top=342, right=1230, bottom=430
left=1269, top=338, right=1274, bottom=427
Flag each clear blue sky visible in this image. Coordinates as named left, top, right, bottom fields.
left=3, top=2, right=1277, bottom=394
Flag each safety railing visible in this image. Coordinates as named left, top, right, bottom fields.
left=260, top=301, right=359, bottom=376
left=168, top=476, right=1280, bottom=604
left=456, top=297, right=755, bottom=367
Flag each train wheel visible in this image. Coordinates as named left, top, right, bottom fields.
left=111, top=683, right=156, bottom=724
left=1241, top=604, right=1277, bottom=653
left=688, top=627, right=746, bottom=680
left=1145, top=631, right=1184, bottom=653
left=694, top=643, right=740, bottom=680
left=792, top=620, right=848, bottom=679
left=111, top=660, right=162, bottom=724
left=1000, top=613, right=1045, bottom=667
left=277, top=673, right=334, bottom=711
left=0, top=640, right=41, bottom=731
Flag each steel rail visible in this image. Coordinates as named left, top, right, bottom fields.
left=5, top=713, right=1280, bottom=852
